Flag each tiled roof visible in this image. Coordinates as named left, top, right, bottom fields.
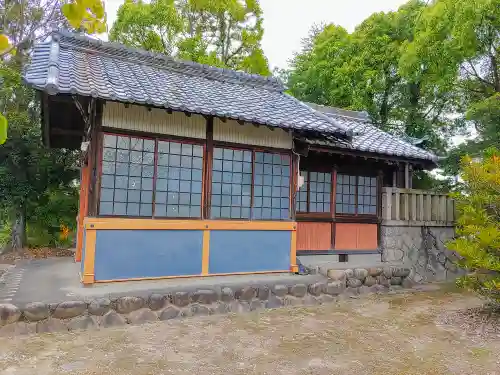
left=305, top=104, right=438, bottom=163
left=23, top=30, right=351, bottom=138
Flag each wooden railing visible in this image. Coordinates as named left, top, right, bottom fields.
left=381, top=187, right=455, bottom=226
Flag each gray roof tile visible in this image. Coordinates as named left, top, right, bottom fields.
left=305, top=104, right=438, bottom=163
left=23, top=31, right=351, bottom=138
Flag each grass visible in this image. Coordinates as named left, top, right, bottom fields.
left=0, top=286, right=499, bottom=375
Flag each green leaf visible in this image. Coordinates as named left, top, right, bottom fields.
left=0, top=34, right=10, bottom=52
left=0, top=113, right=7, bottom=145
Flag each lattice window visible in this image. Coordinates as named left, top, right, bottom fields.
left=296, top=171, right=331, bottom=213
left=100, top=134, right=155, bottom=216
left=335, top=174, right=377, bottom=215
left=210, top=147, right=291, bottom=220
left=154, top=141, right=203, bottom=218
left=253, top=151, right=290, bottom=220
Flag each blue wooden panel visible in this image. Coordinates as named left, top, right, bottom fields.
left=209, top=230, right=291, bottom=274
left=94, top=230, right=203, bottom=281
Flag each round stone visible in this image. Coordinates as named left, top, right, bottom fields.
left=128, top=308, right=158, bottom=324
left=0, top=304, right=22, bottom=326
left=347, top=279, right=362, bottom=288
left=172, top=292, right=190, bottom=307
left=115, top=296, right=144, bottom=314
left=324, top=281, right=344, bottom=296
left=344, top=269, right=354, bottom=279
left=382, top=267, right=393, bottom=278
left=289, top=284, right=307, bottom=298
left=327, top=269, right=346, bottom=281
left=52, top=301, right=87, bottom=319
left=158, top=306, right=180, bottom=320
left=392, top=268, right=411, bottom=278
left=308, top=282, right=325, bottom=296
left=377, top=275, right=390, bottom=287
left=220, top=287, right=234, bottom=302
left=88, top=298, right=111, bottom=316
left=353, top=268, right=368, bottom=280
left=364, top=276, right=377, bottom=287
left=100, top=311, right=126, bottom=328
left=235, top=286, right=256, bottom=301
left=257, top=286, right=270, bottom=300
left=23, top=302, right=49, bottom=322
left=192, top=304, right=213, bottom=316
left=191, top=289, right=218, bottom=304
left=148, top=294, right=167, bottom=311
left=390, top=277, right=402, bottom=285
left=272, top=284, right=288, bottom=297
left=367, top=267, right=383, bottom=277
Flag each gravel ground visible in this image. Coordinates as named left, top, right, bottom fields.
left=0, top=286, right=499, bottom=375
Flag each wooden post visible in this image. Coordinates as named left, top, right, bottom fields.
left=404, top=163, right=410, bottom=189
left=394, top=190, right=400, bottom=221
left=411, top=193, right=417, bottom=222
left=446, top=197, right=455, bottom=224
left=403, top=193, right=410, bottom=221
left=392, top=170, right=397, bottom=187
left=418, top=194, right=424, bottom=221
left=384, top=187, right=392, bottom=220
left=440, top=195, right=447, bottom=222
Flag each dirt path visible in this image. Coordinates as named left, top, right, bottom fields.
left=0, top=287, right=499, bottom=375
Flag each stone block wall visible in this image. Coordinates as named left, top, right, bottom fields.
left=0, top=266, right=412, bottom=337
left=380, top=225, right=463, bottom=283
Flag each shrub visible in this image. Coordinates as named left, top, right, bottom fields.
left=447, top=148, right=500, bottom=302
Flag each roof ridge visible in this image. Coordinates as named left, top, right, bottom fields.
left=54, top=29, right=284, bottom=92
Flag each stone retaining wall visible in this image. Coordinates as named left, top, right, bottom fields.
left=0, top=266, right=411, bottom=337
left=381, top=226, right=463, bottom=282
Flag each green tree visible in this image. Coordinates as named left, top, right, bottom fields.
left=0, top=0, right=106, bottom=142
left=400, top=0, right=500, bottom=175
left=1, top=0, right=80, bottom=249
left=447, top=148, right=500, bottom=302
left=110, top=0, right=270, bottom=75
left=287, top=0, right=459, bottom=155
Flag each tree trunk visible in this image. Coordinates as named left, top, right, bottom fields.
left=11, top=205, right=27, bottom=251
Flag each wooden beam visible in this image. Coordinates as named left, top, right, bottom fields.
left=184, top=111, right=192, bottom=117
left=237, top=120, right=245, bottom=125
left=166, top=108, right=173, bottom=114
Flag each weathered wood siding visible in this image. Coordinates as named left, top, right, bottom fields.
left=103, top=102, right=206, bottom=139
left=213, top=118, right=292, bottom=149
left=296, top=222, right=332, bottom=250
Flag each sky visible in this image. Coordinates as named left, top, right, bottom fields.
left=103, top=0, right=409, bottom=70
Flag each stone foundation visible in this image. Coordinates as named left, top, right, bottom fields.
left=381, top=225, right=463, bottom=283
left=0, top=266, right=412, bottom=337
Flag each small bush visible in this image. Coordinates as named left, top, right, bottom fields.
left=447, top=148, right=500, bottom=303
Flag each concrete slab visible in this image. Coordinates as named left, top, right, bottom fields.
left=10, top=258, right=325, bottom=305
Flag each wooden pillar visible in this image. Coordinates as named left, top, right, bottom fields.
left=202, top=116, right=214, bottom=219
left=75, top=162, right=90, bottom=262
left=404, top=163, right=410, bottom=189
